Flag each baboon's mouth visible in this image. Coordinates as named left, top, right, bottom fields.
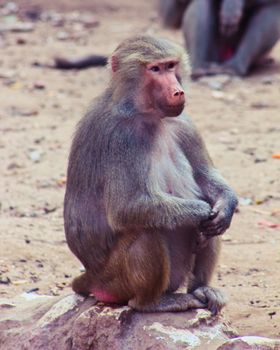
left=163, top=103, right=185, bottom=116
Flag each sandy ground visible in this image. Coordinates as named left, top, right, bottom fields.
left=0, top=0, right=280, bottom=339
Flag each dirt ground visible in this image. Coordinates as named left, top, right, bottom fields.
left=0, top=0, right=280, bottom=339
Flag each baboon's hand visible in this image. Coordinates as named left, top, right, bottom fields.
left=188, top=200, right=212, bottom=225
left=200, top=199, right=233, bottom=237
left=192, top=286, right=226, bottom=315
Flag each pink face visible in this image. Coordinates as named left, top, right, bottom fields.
left=144, top=58, right=185, bottom=117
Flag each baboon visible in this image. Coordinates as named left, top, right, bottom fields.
left=182, top=0, right=280, bottom=78
left=159, top=0, right=191, bottom=28
left=64, top=35, right=238, bottom=314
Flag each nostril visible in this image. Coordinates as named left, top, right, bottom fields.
left=173, top=90, right=184, bottom=97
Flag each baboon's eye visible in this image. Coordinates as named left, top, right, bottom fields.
left=167, top=62, right=175, bottom=69
left=150, top=65, right=160, bottom=72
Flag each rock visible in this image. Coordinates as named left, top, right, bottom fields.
left=0, top=22, right=35, bottom=33
left=16, top=37, right=27, bottom=45
left=261, top=76, right=277, bottom=85
left=9, top=106, right=38, bottom=117
left=56, top=31, right=70, bottom=40
left=0, top=293, right=279, bottom=350
left=199, top=75, right=232, bottom=90
left=33, top=81, right=46, bottom=90
left=217, top=336, right=280, bottom=349
left=0, top=276, right=11, bottom=285
left=211, top=90, right=237, bottom=102
left=40, top=11, right=64, bottom=26
left=250, top=101, right=276, bottom=109
left=0, top=69, right=17, bottom=79
left=28, top=150, right=42, bottom=163
left=7, top=162, right=22, bottom=170
left=0, top=2, right=18, bottom=16
left=239, top=197, right=253, bottom=206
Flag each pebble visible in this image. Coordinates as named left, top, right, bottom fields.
left=1, top=2, right=18, bottom=16
left=33, top=81, right=46, bottom=90
left=0, top=277, right=11, bottom=285
left=29, top=150, right=42, bottom=163
left=199, top=75, right=232, bottom=90
left=239, top=197, right=253, bottom=206
left=0, top=22, right=35, bottom=33
left=7, top=162, right=22, bottom=170
left=261, top=76, right=276, bottom=85
left=251, top=101, right=275, bottom=109
left=56, top=31, right=69, bottom=40
left=11, top=107, right=38, bottom=117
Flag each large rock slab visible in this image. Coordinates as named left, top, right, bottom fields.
left=0, top=293, right=279, bottom=350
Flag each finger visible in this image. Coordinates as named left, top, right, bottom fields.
left=202, top=217, right=227, bottom=231
left=204, top=227, right=224, bottom=237
left=193, top=288, right=208, bottom=304
left=201, top=215, right=221, bottom=227
left=209, top=210, right=219, bottom=220
left=204, top=228, right=225, bottom=237
left=189, top=298, right=206, bottom=309
left=201, top=222, right=219, bottom=232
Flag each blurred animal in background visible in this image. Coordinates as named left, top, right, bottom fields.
left=159, top=0, right=191, bottom=28
left=64, top=35, right=238, bottom=314
left=160, top=0, right=280, bottom=79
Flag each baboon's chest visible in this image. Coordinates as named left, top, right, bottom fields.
left=150, top=135, right=201, bottom=199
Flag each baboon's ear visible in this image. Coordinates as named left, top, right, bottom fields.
left=111, top=55, right=119, bottom=73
